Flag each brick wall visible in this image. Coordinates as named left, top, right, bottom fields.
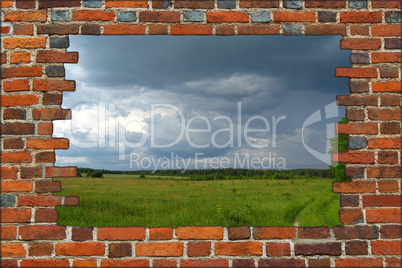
left=1, top=0, right=401, bottom=267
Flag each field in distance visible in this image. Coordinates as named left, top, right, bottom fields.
left=55, top=173, right=341, bottom=227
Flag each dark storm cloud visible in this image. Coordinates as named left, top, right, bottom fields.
left=56, top=35, right=350, bottom=170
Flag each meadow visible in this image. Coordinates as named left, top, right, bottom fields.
left=55, top=174, right=341, bottom=227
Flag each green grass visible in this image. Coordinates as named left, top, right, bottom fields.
left=55, top=174, right=341, bottom=227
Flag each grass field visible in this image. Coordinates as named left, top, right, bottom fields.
left=55, top=174, right=341, bottom=227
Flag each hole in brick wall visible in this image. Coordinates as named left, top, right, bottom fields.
left=54, top=35, right=350, bottom=227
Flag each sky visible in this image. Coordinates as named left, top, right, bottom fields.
left=54, top=35, right=350, bottom=171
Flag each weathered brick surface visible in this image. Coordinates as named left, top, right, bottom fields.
left=1, top=0, right=400, bottom=265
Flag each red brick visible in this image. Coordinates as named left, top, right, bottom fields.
left=105, top=0, right=148, bottom=8
left=187, top=242, right=211, bottom=257
left=378, top=151, right=399, bottom=164
left=64, top=196, right=79, bottom=206
left=367, top=208, right=402, bottom=223
left=81, top=24, right=101, bottom=35
left=386, top=258, right=402, bottom=268
left=1, top=243, right=26, bottom=258
left=295, top=242, right=341, bottom=256
left=368, top=166, right=401, bottom=178
left=101, top=259, right=149, bottom=267
left=309, top=259, right=331, bottom=268
left=3, top=80, right=30, bottom=92
left=33, top=108, right=71, bottom=120
left=26, top=138, right=68, bottom=150
left=1, top=0, right=13, bottom=7
left=345, top=241, right=368, bottom=255
left=43, top=93, right=63, bottom=105
left=364, top=195, right=402, bottom=208
left=1, top=180, right=33, bottom=192
left=37, top=24, right=79, bottom=35
left=381, top=94, right=401, bottom=106
left=266, top=243, right=290, bottom=256
left=109, top=243, right=132, bottom=258
left=228, top=226, right=250, bottom=240
left=153, top=259, right=176, bottom=268
left=333, top=225, right=379, bottom=239
left=368, top=138, right=401, bottom=149
left=215, top=241, right=262, bottom=256
left=333, top=152, right=375, bottom=164
left=216, top=25, right=235, bottom=36
left=1, top=225, right=17, bottom=240
left=378, top=181, right=400, bottom=193
left=253, top=227, right=296, bottom=239
left=305, top=0, right=345, bottom=8
left=372, top=240, right=401, bottom=255
left=35, top=180, right=61, bottom=193
left=1, top=53, right=6, bottom=64
left=381, top=225, right=402, bottom=239
left=336, top=122, right=378, bottom=134
left=72, top=227, right=93, bottom=241
left=305, top=25, right=346, bottom=35
left=97, top=227, right=145, bottom=240
left=21, top=259, right=70, bottom=268
left=103, top=25, right=146, bottom=35
left=240, top=0, right=279, bottom=8
left=368, top=109, right=401, bottom=120
left=274, top=11, right=315, bottom=22
left=36, top=51, right=78, bottom=63
left=238, top=25, right=280, bottom=35
left=298, top=227, right=330, bottom=239
left=372, top=25, right=402, bottom=37
left=373, top=81, right=402, bottom=93
left=349, top=81, right=369, bottom=93
left=333, top=181, right=376, bottom=193
left=149, top=227, right=173, bottom=240
left=1, top=151, right=32, bottom=163
left=339, top=209, right=364, bottom=224
left=14, top=24, right=34, bottom=35
left=73, top=259, right=97, bottom=268
left=45, top=166, right=77, bottom=177
left=1, top=95, right=39, bottom=106
left=381, top=122, right=401, bottom=134
left=1, top=208, right=31, bottom=223
left=4, top=37, right=46, bottom=49
left=0, top=167, right=18, bottom=179
left=350, top=25, right=369, bottom=36
left=259, top=259, right=305, bottom=267
left=4, top=10, right=47, bottom=22
left=20, top=166, right=42, bottom=178
left=18, top=195, right=62, bottom=206
left=1, top=123, right=34, bottom=135
left=56, top=242, right=105, bottom=256
left=39, top=0, right=80, bottom=8
left=335, top=67, right=377, bottom=78
left=181, top=259, right=229, bottom=268
left=33, top=80, right=75, bottom=91
left=149, top=25, right=168, bottom=35
left=346, top=108, right=364, bottom=121
left=38, top=123, right=53, bottom=135
left=139, top=11, right=180, bottom=23
left=136, top=242, right=183, bottom=257
left=336, top=258, right=382, bottom=267
left=3, top=138, right=25, bottom=149
left=340, top=38, right=381, bottom=50
left=72, top=10, right=115, bottom=21
left=207, top=11, right=249, bottom=23
left=1, top=66, right=42, bottom=78
left=176, top=226, right=223, bottom=240
left=20, top=225, right=66, bottom=240
left=337, top=95, right=377, bottom=106
left=10, top=52, right=31, bottom=64
left=171, top=25, right=213, bottom=35
left=1, top=26, right=10, bottom=34
left=340, top=11, right=382, bottom=23
left=29, top=242, right=53, bottom=256
left=16, top=0, right=35, bottom=9
left=373, top=52, right=402, bottom=63
left=372, top=0, right=401, bottom=8
left=35, top=208, right=58, bottom=222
